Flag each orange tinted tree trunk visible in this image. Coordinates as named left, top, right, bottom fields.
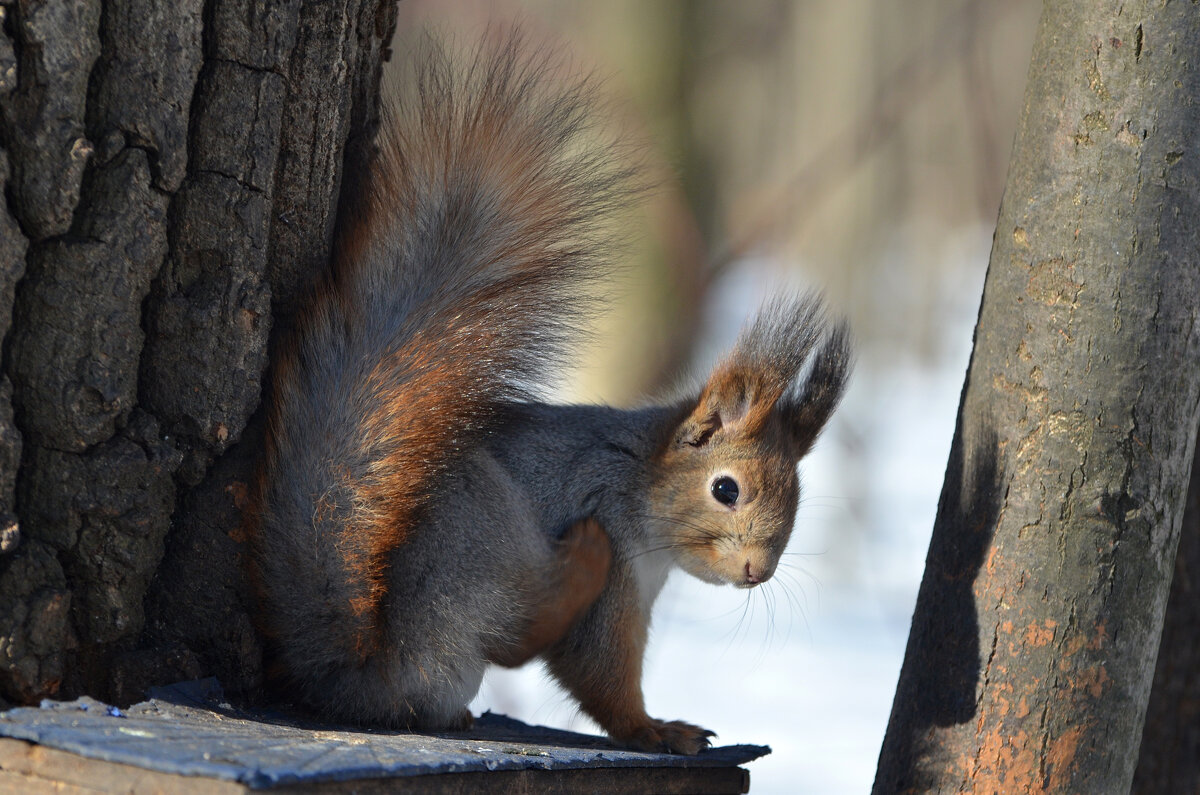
left=874, top=2, right=1200, bottom=792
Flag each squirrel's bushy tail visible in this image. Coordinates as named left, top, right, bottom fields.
left=248, top=32, right=634, bottom=667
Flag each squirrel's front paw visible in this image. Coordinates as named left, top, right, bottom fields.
left=621, top=718, right=715, bottom=755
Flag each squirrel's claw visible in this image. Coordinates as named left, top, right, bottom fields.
left=623, top=718, right=715, bottom=755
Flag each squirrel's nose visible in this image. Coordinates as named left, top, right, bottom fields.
left=744, top=560, right=763, bottom=585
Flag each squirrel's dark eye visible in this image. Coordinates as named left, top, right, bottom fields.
left=710, top=476, right=740, bottom=506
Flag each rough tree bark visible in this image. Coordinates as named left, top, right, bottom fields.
left=873, top=2, right=1200, bottom=793
left=0, top=0, right=398, bottom=707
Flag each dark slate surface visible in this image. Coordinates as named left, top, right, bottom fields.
left=0, top=679, right=770, bottom=789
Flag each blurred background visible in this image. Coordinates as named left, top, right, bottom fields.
left=391, top=2, right=1042, bottom=792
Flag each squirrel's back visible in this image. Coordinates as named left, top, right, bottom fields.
left=246, top=33, right=634, bottom=678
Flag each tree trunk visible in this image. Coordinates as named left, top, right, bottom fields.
left=874, top=2, right=1200, bottom=793
left=0, top=0, right=398, bottom=707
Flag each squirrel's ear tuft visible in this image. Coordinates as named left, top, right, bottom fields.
left=781, top=319, right=853, bottom=456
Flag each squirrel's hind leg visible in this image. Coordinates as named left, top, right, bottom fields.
left=487, top=517, right=612, bottom=668
left=313, top=650, right=485, bottom=732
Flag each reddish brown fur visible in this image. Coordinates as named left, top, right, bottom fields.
left=553, top=584, right=650, bottom=735
left=343, top=313, right=511, bottom=656
left=488, top=518, right=613, bottom=668
left=546, top=582, right=711, bottom=754
left=693, top=361, right=788, bottom=440
left=250, top=37, right=627, bottom=660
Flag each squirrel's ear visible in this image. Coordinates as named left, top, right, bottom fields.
left=781, top=320, right=852, bottom=457
left=674, top=365, right=779, bottom=447
left=675, top=293, right=836, bottom=448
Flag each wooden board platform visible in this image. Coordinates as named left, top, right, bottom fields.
left=0, top=680, right=768, bottom=793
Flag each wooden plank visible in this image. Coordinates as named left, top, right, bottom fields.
left=0, top=690, right=768, bottom=789
left=0, top=767, right=101, bottom=795
left=0, top=686, right=768, bottom=792
left=0, top=738, right=243, bottom=795
left=271, top=766, right=750, bottom=794
left=0, top=737, right=751, bottom=794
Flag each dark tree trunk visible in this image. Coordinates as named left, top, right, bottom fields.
left=874, top=2, right=1200, bottom=793
left=0, top=0, right=398, bottom=707
left=1131, top=426, right=1200, bottom=792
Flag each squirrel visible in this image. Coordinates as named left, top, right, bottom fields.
left=245, top=32, right=851, bottom=756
